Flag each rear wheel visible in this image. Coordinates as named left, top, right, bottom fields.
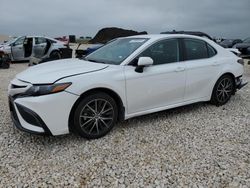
left=210, top=74, right=235, bottom=106
left=73, top=92, right=118, bottom=139
left=50, top=51, right=61, bottom=60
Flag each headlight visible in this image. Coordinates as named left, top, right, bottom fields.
left=26, top=82, right=71, bottom=96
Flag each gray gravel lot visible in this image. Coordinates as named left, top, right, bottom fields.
left=0, top=63, right=250, bottom=187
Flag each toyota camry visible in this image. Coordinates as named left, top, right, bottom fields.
left=8, top=34, right=247, bottom=139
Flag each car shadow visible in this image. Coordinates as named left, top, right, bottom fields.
left=116, top=102, right=211, bottom=129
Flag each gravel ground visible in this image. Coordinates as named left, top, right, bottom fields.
left=0, top=63, right=250, bottom=187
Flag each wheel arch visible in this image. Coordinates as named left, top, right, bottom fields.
left=49, top=49, right=61, bottom=56
left=218, top=72, right=236, bottom=86
left=68, top=87, right=125, bottom=133
left=210, top=72, right=236, bottom=99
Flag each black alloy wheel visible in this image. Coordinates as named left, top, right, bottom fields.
left=211, top=75, right=234, bottom=106
left=73, top=92, right=118, bottom=139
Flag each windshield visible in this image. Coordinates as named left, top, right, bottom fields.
left=243, top=38, right=250, bottom=43
left=85, top=38, right=148, bottom=65
left=4, top=38, right=17, bottom=45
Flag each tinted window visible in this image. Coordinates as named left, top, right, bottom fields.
left=140, top=39, right=179, bottom=65
left=184, top=39, right=208, bottom=60
left=207, top=44, right=216, bottom=57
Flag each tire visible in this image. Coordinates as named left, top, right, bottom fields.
left=49, top=51, right=61, bottom=60
left=73, top=92, right=118, bottom=139
left=210, top=74, right=235, bottom=106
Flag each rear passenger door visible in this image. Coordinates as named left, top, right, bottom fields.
left=33, top=37, right=47, bottom=57
left=182, top=38, right=219, bottom=101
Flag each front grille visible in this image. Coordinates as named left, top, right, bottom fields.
left=8, top=96, right=52, bottom=135
left=16, top=103, right=43, bottom=128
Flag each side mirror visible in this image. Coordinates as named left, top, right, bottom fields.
left=135, top=57, right=153, bottom=73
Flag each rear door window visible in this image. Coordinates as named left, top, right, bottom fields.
left=35, top=37, right=47, bottom=45
left=184, top=39, right=208, bottom=60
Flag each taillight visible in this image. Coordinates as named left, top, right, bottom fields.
left=237, top=59, right=244, bottom=65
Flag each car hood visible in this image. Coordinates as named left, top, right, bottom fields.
left=16, top=58, right=109, bottom=84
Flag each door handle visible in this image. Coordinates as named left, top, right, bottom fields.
left=175, top=67, right=185, bottom=72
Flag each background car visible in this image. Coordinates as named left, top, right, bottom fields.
left=75, top=44, right=103, bottom=58
left=219, top=39, right=243, bottom=48
left=234, top=37, right=250, bottom=56
left=8, top=34, right=246, bottom=139
left=0, top=36, right=67, bottom=61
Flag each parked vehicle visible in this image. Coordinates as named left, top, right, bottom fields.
left=8, top=34, right=247, bottom=139
left=220, top=39, right=243, bottom=48
left=0, top=36, right=66, bottom=61
left=75, top=44, right=103, bottom=58
left=234, top=37, right=250, bottom=56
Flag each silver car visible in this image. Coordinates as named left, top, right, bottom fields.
left=0, top=36, right=66, bottom=61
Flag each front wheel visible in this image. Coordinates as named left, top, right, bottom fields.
left=73, top=92, right=118, bottom=139
left=210, top=75, right=235, bottom=106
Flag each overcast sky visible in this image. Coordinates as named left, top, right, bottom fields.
left=0, top=0, right=249, bottom=39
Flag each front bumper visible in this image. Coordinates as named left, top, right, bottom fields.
left=9, top=96, right=52, bottom=135
left=9, top=91, right=79, bottom=136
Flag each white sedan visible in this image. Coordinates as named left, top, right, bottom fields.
left=8, top=34, right=247, bottom=139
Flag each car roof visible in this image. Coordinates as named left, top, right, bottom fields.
left=125, top=34, right=213, bottom=41
left=161, top=31, right=213, bottom=40
left=18, top=36, right=58, bottom=41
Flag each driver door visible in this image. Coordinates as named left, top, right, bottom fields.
left=11, top=37, right=25, bottom=60
left=125, top=38, right=186, bottom=114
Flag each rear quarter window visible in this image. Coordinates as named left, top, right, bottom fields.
left=207, top=44, right=217, bottom=57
